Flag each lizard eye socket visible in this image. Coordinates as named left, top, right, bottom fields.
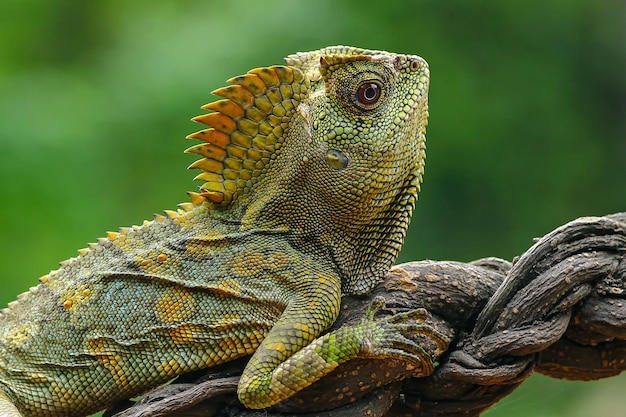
left=355, top=81, right=381, bottom=107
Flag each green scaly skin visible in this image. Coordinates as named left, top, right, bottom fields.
left=0, top=46, right=431, bottom=416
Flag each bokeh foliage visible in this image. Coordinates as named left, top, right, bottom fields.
left=0, top=1, right=624, bottom=416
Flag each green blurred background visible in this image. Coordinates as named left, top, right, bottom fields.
left=0, top=1, right=624, bottom=415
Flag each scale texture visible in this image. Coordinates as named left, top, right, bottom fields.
left=0, top=46, right=430, bottom=416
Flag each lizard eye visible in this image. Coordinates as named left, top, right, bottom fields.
left=355, top=81, right=381, bottom=107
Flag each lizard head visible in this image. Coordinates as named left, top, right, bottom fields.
left=187, top=46, right=429, bottom=295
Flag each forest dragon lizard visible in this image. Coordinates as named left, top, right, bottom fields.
left=0, top=46, right=436, bottom=416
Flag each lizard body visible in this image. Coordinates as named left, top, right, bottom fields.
left=0, top=46, right=431, bottom=416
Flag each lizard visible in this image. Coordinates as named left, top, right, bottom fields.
left=0, top=45, right=436, bottom=417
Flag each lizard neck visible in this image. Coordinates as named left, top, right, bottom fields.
left=224, top=147, right=422, bottom=295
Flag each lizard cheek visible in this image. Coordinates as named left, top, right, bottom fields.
left=326, top=148, right=349, bottom=170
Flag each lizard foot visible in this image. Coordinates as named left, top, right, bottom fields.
left=359, top=296, right=448, bottom=376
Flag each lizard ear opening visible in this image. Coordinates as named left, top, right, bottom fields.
left=186, top=66, right=310, bottom=206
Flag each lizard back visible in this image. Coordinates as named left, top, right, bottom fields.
left=0, top=207, right=317, bottom=415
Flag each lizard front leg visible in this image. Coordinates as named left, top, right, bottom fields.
left=237, top=276, right=447, bottom=410
left=236, top=267, right=343, bottom=409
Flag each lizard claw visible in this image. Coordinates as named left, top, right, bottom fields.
left=364, top=295, right=387, bottom=319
